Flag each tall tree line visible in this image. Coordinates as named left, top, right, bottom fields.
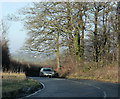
left=0, top=21, right=10, bottom=72
left=20, top=2, right=120, bottom=71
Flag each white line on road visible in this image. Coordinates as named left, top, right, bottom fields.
left=68, top=79, right=107, bottom=99
left=103, top=91, right=107, bottom=99
left=25, top=82, right=45, bottom=98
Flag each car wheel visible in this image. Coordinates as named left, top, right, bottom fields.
left=40, top=72, right=43, bottom=77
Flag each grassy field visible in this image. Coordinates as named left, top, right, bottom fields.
left=2, top=72, right=42, bottom=98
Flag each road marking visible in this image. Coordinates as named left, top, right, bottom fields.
left=103, top=91, right=107, bottom=99
left=25, top=82, right=45, bottom=98
left=68, top=79, right=107, bottom=99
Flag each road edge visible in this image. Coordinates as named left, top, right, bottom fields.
left=25, top=82, right=45, bottom=98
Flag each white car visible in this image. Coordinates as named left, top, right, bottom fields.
left=40, top=68, right=55, bottom=77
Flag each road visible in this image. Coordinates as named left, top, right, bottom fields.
left=24, top=77, right=119, bottom=99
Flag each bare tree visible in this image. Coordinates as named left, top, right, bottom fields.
left=118, top=2, right=120, bottom=67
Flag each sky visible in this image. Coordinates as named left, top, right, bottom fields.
left=1, top=2, right=31, bottom=54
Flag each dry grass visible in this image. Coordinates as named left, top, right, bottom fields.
left=2, top=72, right=26, bottom=81
left=67, top=62, right=118, bottom=83
left=2, top=72, right=40, bottom=94
left=2, top=72, right=26, bottom=93
left=57, top=55, right=118, bottom=83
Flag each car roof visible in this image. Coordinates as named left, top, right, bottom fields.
left=41, top=67, right=52, bottom=69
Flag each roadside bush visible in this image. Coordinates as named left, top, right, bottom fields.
left=9, top=59, right=42, bottom=77
left=25, top=65, right=41, bottom=77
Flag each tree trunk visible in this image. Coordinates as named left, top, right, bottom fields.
left=94, top=7, right=99, bottom=62
left=118, top=2, right=120, bottom=68
left=56, top=32, right=60, bottom=71
left=78, top=2, right=84, bottom=60
left=102, top=5, right=107, bottom=54
left=67, top=2, right=74, bottom=56
left=74, top=31, right=79, bottom=56
left=81, top=21, right=84, bottom=60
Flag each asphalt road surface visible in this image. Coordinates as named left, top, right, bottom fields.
left=24, top=77, right=119, bottom=99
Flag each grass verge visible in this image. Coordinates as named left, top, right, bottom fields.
left=66, top=62, right=118, bottom=83
left=2, top=72, right=43, bottom=98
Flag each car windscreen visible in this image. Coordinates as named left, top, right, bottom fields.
left=43, top=69, right=52, bottom=71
